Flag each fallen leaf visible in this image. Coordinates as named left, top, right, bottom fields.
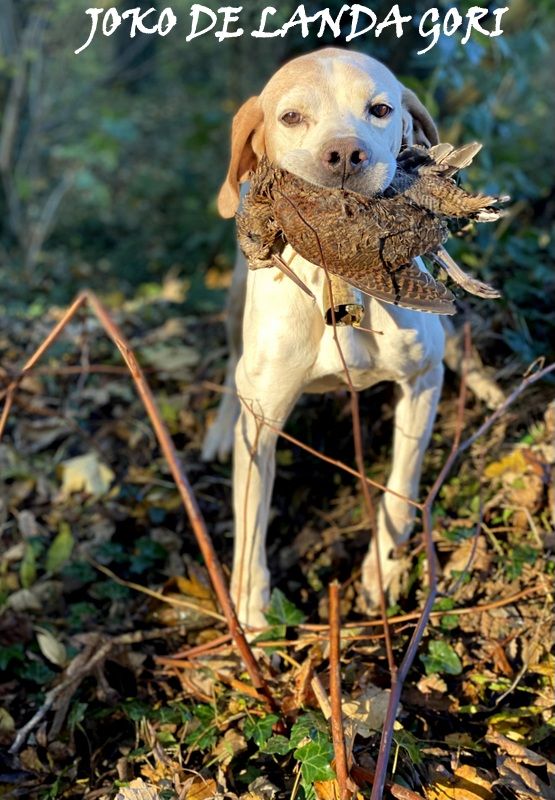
left=425, top=763, right=495, bottom=799
left=485, top=449, right=528, bottom=478
left=36, top=626, right=67, bottom=667
left=487, top=732, right=555, bottom=799
left=417, top=674, right=448, bottom=695
left=240, top=775, right=279, bottom=800
left=180, top=777, right=218, bottom=800
left=212, top=728, right=247, bottom=768
left=343, top=685, right=391, bottom=740
left=115, top=778, right=160, bottom=799
left=60, top=452, right=114, bottom=497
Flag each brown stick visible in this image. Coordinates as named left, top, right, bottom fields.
left=329, top=581, right=350, bottom=800
left=300, top=583, right=542, bottom=631
left=0, top=292, right=87, bottom=438
left=0, top=290, right=275, bottom=709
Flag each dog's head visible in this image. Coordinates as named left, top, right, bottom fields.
left=218, top=48, right=438, bottom=218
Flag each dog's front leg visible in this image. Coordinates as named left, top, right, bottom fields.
left=362, top=362, right=444, bottom=605
left=231, top=358, right=304, bottom=629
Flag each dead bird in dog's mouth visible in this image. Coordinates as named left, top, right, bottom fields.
left=237, top=142, right=509, bottom=315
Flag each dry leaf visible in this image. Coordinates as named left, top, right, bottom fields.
left=417, top=674, right=448, bottom=695
left=485, top=449, right=528, bottom=478
left=212, top=728, right=247, bottom=768
left=36, top=626, right=67, bottom=667
left=487, top=732, right=555, bottom=799
left=60, top=452, right=114, bottom=497
left=115, top=778, right=160, bottom=799
left=240, top=776, right=279, bottom=800
left=343, top=685, right=390, bottom=742
left=426, top=763, right=494, bottom=799
left=180, top=777, right=218, bottom=800
left=314, top=780, right=340, bottom=800
left=444, top=535, right=491, bottom=577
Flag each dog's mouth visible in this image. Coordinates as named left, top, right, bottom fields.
left=278, top=150, right=396, bottom=197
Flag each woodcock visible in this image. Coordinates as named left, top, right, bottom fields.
left=237, top=143, right=508, bottom=315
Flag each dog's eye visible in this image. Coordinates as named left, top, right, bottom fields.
left=280, top=110, right=303, bottom=126
left=369, top=103, right=393, bottom=119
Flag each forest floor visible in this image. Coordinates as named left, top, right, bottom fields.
left=0, top=278, right=553, bottom=799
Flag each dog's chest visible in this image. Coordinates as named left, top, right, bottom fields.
left=306, top=306, right=442, bottom=391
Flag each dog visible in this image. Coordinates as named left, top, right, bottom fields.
left=202, top=47, right=503, bottom=629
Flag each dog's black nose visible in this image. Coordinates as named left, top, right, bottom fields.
left=320, top=137, right=369, bottom=176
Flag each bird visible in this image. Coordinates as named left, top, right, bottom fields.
left=236, top=143, right=508, bottom=314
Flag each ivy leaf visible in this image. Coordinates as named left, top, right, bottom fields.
left=265, top=589, right=306, bottom=627
left=244, top=713, right=279, bottom=747
left=260, top=734, right=292, bottom=755
left=290, top=712, right=329, bottom=749
left=421, top=640, right=463, bottom=676
left=294, top=737, right=336, bottom=785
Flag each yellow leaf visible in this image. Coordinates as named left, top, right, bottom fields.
left=0, top=707, right=15, bottom=734
left=36, top=626, right=67, bottom=667
left=426, top=764, right=494, bottom=800
left=116, top=778, right=160, bottom=800
left=484, top=449, right=527, bottom=479
left=60, top=452, right=114, bottom=497
left=182, top=777, right=218, bottom=800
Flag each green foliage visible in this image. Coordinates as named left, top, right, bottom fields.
left=504, top=544, right=538, bottom=580
left=0, top=643, right=25, bottom=671
left=19, top=660, right=56, bottom=686
left=421, top=640, right=463, bottom=676
left=184, top=704, right=218, bottom=751
left=20, top=542, right=38, bottom=588
left=244, top=713, right=279, bottom=747
left=45, top=523, right=75, bottom=574
left=255, top=588, right=306, bottom=649
left=265, top=588, right=306, bottom=627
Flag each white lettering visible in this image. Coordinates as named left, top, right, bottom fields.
left=346, top=4, right=377, bottom=41
left=75, top=8, right=103, bottom=54
left=252, top=6, right=280, bottom=37
left=375, top=4, right=412, bottom=38
left=418, top=7, right=440, bottom=55
left=186, top=4, right=218, bottom=41
left=215, top=6, right=244, bottom=41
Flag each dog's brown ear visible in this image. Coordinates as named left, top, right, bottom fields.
left=401, top=87, right=439, bottom=148
left=217, top=96, right=264, bottom=218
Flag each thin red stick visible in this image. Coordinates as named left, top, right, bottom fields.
left=329, top=582, right=350, bottom=800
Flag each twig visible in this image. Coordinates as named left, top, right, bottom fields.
left=299, top=583, right=542, bottom=631
left=91, top=561, right=226, bottom=623
left=311, top=676, right=332, bottom=719
left=251, top=410, right=422, bottom=509
left=329, top=582, right=350, bottom=800
left=0, top=290, right=275, bottom=710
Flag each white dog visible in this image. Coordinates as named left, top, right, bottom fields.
left=202, top=48, right=502, bottom=628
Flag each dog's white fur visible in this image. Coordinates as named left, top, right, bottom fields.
left=202, top=48, right=492, bottom=628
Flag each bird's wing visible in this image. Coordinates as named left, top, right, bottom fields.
left=336, top=260, right=457, bottom=315
left=430, top=246, right=501, bottom=299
